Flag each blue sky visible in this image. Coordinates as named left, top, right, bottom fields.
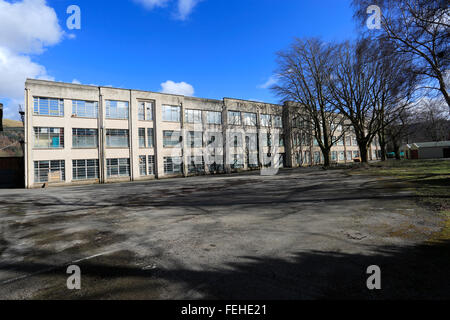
left=0, top=0, right=358, bottom=120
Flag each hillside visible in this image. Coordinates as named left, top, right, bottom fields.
left=3, top=119, right=24, bottom=128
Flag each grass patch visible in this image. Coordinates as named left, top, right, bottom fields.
left=352, top=160, right=450, bottom=240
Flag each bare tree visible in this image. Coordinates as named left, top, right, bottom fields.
left=352, top=0, right=450, bottom=108
left=415, top=97, right=450, bottom=141
left=326, top=40, right=387, bottom=163
left=385, top=108, right=413, bottom=159
left=272, top=38, right=346, bottom=167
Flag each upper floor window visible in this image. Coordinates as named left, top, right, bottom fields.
left=106, top=100, right=129, bottom=120
left=138, top=101, right=154, bottom=121
left=243, top=112, right=257, bottom=126
left=228, top=111, right=241, bottom=125
left=273, top=116, right=283, bottom=128
left=34, top=127, right=64, bottom=149
left=207, top=111, right=222, bottom=125
left=163, top=105, right=180, bottom=122
left=187, top=131, right=203, bottom=148
left=33, top=97, right=64, bottom=117
left=260, top=114, right=271, bottom=127
left=185, top=109, right=202, bottom=123
left=106, top=129, right=129, bottom=148
left=72, top=128, right=98, bottom=148
left=72, top=100, right=98, bottom=118
left=163, top=130, right=182, bottom=147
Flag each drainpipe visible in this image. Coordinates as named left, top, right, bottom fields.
left=98, top=88, right=105, bottom=184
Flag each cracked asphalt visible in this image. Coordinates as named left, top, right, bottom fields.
left=0, top=167, right=448, bottom=299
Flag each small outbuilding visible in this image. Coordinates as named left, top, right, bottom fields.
left=403, top=141, right=450, bottom=160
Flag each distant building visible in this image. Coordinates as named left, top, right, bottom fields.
left=0, top=102, right=3, bottom=132
left=403, top=141, right=450, bottom=159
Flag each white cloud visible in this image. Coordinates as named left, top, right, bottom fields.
left=72, top=79, right=81, bottom=84
left=135, top=0, right=203, bottom=20
left=176, top=0, right=202, bottom=20
left=0, top=0, right=63, bottom=119
left=160, top=80, right=194, bottom=96
left=0, top=47, right=53, bottom=100
left=258, top=76, right=278, bottom=89
left=134, top=0, right=170, bottom=10
left=0, top=0, right=63, bottom=55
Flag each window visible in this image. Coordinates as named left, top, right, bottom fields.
left=313, top=138, right=319, bottom=146
left=353, top=136, right=358, bottom=146
left=243, top=113, right=257, bottom=126
left=106, top=100, right=129, bottom=119
left=347, top=151, right=353, bottom=161
left=163, top=130, right=181, bottom=147
left=138, top=101, right=154, bottom=121
left=163, top=105, right=181, bottom=122
left=188, top=156, right=205, bottom=174
left=72, top=100, right=98, bottom=118
left=228, top=111, right=241, bottom=125
left=34, top=127, right=64, bottom=149
left=345, top=136, right=352, bottom=146
left=353, top=151, right=360, bottom=158
left=106, top=129, right=129, bottom=148
left=72, top=129, right=98, bottom=148
left=304, top=151, right=311, bottom=164
left=260, top=114, right=271, bottom=127
left=187, top=131, right=203, bottom=148
left=273, top=116, right=283, bottom=128
left=139, top=156, right=147, bottom=176
left=207, top=111, right=222, bottom=125
left=314, top=151, right=321, bottom=164
left=331, top=151, right=338, bottom=161
left=148, top=155, right=155, bottom=175
left=107, top=158, right=130, bottom=177
left=279, top=134, right=284, bottom=147
left=34, top=160, right=65, bottom=183
left=139, top=128, right=146, bottom=148
left=339, top=151, right=345, bottom=161
left=147, top=128, right=154, bottom=148
left=185, top=109, right=202, bottom=123
left=164, top=157, right=182, bottom=174
left=336, top=137, right=344, bottom=146
left=72, top=159, right=99, bottom=180
left=33, top=97, right=64, bottom=116
left=231, top=154, right=244, bottom=169
left=262, top=133, right=272, bottom=147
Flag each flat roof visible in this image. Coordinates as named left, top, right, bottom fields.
left=25, top=79, right=282, bottom=107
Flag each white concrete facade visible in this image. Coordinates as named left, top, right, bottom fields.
left=24, top=79, right=380, bottom=188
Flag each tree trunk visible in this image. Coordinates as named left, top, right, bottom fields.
left=393, top=142, right=401, bottom=160
left=359, top=143, right=369, bottom=163
left=378, top=131, right=387, bottom=161
left=322, top=149, right=331, bottom=167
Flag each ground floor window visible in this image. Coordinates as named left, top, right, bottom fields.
left=339, top=151, right=345, bottom=161
left=231, top=154, right=244, bottom=169
left=353, top=151, right=360, bottom=158
left=188, top=156, right=205, bottom=173
left=34, top=160, right=65, bottom=183
left=107, top=158, right=130, bottom=178
left=346, top=151, right=353, bottom=161
left=73, top=159, right=99, bottom=180
left=331, top=151, right=338, bottom=161
left=164, top=157, right=182, bottom=174
left=139, top=155, right=147, bottom=176
left=148, top=155, right=155, bottom=175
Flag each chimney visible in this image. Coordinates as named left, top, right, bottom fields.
left=0, top=103, right=3, bottom=132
